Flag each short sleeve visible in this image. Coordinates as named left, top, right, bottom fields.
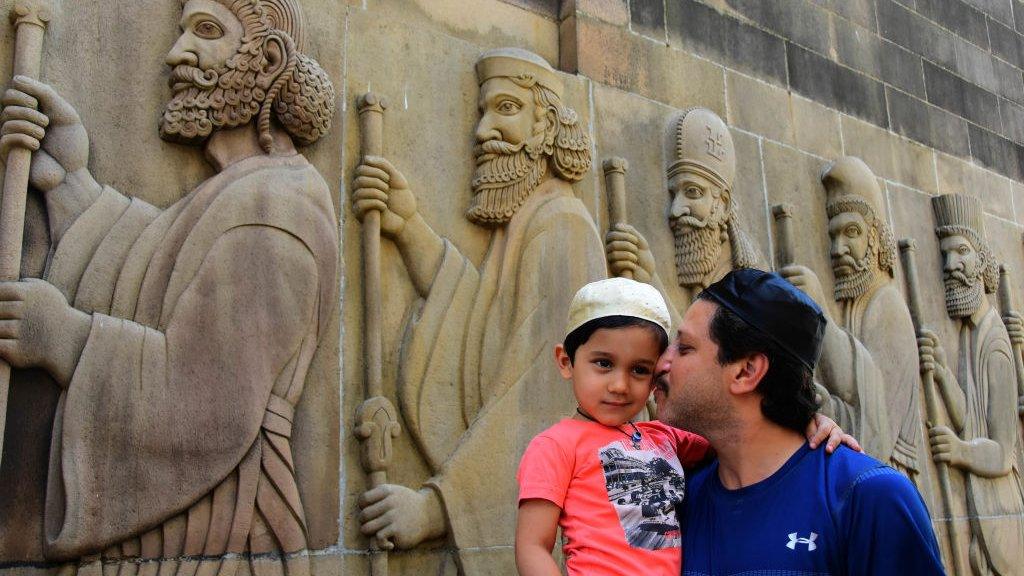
left=671, top=428, right=712, bottom=468
left=516, top=433, right=573, bottom=508
left=842, top=467, right=945, bottom=575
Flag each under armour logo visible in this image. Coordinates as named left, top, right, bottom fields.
left=787, top=532, right=818, bottom=551
left=704, top=126, right=725, bottom=160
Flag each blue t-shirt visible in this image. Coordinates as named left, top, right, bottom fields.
left=680, top=443, right=945, bottom=575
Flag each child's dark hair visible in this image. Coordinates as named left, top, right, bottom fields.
left=563, top=315, right=669, bottom=363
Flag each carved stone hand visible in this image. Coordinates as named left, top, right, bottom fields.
left=1002, top=311, right=1024, bottom=346
left=0, top=278, right=90, bottom=387
left=916, top=328, right=949, bottom=382
left=352, top=155, right=418, bottom=239
left=778, top=264, right=828, bottom=310
left=605, top=223, right=655, bottom=283
left=357, top=484, right=447, bottom=550
left=929, top=425, right=967, bottom=468
left=0, top=75, right=93, bottom=194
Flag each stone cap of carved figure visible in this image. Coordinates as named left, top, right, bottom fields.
left=476, top=47, right=564, bottom=99
left=932, top=193, right=987, bottom=242
left=821, top=156, right=885, bottom=221
left=564, top=278, right=672, bottom=340
left=666, top=107, right=735, bottom=192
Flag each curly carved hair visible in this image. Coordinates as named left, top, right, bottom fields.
left=508, top=76, right=592, bottom=182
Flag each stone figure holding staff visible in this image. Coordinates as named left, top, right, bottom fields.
left=352, top=48, right=606, bottom=573
left=0, top=0, right=337, bottom=573
left=918, top=193, right=1024, bottom=574
left=778, top=157, right=929, bottom=496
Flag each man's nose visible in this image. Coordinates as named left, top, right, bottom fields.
left=830, top=241, right=847, bottom=259
left=475, top=115, right=501, bottom=144
left=165, top=36, right=199, bottom=68
left=944, top=252, right=962, bottom=273
left=669, top=192, right=688, bottom=219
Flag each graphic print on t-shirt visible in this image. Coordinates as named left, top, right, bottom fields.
left=599, top=439, right=685, bottom=550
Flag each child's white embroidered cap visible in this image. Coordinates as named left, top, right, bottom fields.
left=565, top=277, right=672, bottom=338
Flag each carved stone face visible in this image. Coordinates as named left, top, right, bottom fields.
left=668, top=171, right=729, bottom=287
left=159, top=0, right=269, bottom=144
left=940, top=234, right=985, bottom=318
left=467, top=77, right=548, bottom=226
left=828, top=211, right=877, bottom=301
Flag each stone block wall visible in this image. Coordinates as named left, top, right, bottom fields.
left=0, top=0, right=1022, bottom=574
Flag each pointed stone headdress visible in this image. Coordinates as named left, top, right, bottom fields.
left=666, top=107, right=735, bottom=191
left=475, top=47, right=564, bottom=99
left=932, top=193, right=999, bottom=293
left=822, top=156, right=896, bottom=275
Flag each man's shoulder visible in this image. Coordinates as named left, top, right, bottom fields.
left=822, top=447, right=914, bottom=504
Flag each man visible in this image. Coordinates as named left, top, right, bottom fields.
left=606, top=107, right=763, bottom=320
left=352, top=48, right=606, bottom=571
left=656, top=268, right=944, bottom=574
left=0, top=0, right=337, bottom=573
left=779, top=156, right=928, bottom=494
left=918, top=193, right=1024, bottom=574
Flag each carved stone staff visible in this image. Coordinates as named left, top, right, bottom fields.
left=898, top=238, right=968, bottom=576
left=354, top=92, right=401, bottom=575
left=0, top=0, right=53, bottom=473
left=771, top=203, right=797, bottom=267
left=997, top=265, right=1024, bottom=421
left=603, top=157, right=632, bottom=280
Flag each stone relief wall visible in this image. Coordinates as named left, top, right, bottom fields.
left=0, top=0, right=1023, bottom=575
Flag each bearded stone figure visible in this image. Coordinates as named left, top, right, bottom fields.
left=917, top=193, right=1024, bottom=574
left=778, top=157, right=929, bottom=496
left=0, top=0, right=337, bottom=573
left=606, top=107, right=763, bottom=319
left=352, top=48, right=605, bottom=573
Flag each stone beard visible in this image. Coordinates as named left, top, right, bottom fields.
left=944, top=267, right=985, bottom=319
left=832, top=237, right=877, bottom=301
left=160, top=37, right=267, bottom=143
left=468, top=138, right=548, bottom=226
left=670, top=198, right=728, bottom=287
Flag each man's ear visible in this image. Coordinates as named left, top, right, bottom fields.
left=554, top=344, right=574, bottom=380
left=257, top=34, right=288, bottom=90
left=727, top=352, right=768, bottom=396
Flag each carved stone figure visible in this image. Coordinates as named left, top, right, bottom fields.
left=352, top=48, right=605, bottom=572
left=0, top=0, right=337, bottom=573
left=779, top=157, right=927, bottom=491
left=606, top=107, right=764, bottom=315
left=918, top=193, right=1024, bottom=574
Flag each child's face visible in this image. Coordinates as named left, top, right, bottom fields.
left=555, top=325, right=662, bottom=426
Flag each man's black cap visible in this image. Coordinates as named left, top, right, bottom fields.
left=700, top=268, right=826, bottom=371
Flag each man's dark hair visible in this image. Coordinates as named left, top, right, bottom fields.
left=564, top=315, right=669, bottom=363
left=696, top=292, right=818, bottom=432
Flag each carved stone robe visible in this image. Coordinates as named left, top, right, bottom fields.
left=826, top=282, right=924, bottom=482
left=955, top=307, right=1024, bottom=575
left=37, top=153, right=337, bottom=575
left=397, top=177, right=606, bottom=573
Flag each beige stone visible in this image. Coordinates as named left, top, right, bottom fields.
left=791, top=95, right=842, bottom=160
left=574, top=14, right=725, bottom=113
left=0, top=0, right=339, bottom=572
left=725, top=71, right=794, bottom=146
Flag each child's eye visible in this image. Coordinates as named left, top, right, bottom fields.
left=632, top=365, right=652, bottom=376
left=594, top=359, right=612, bottom=369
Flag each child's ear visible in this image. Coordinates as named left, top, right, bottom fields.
left=554, top=344, right=574, bottom=379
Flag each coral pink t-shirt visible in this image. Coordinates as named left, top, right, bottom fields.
left=517, top=419, right=710, bottom=575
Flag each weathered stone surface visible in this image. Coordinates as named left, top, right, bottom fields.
left=915, top=0, right=990, bottom=50
left=962, top=0, right=1014, bottom=26
left=787, top=43, right=888, bottom=126
left=1000, top=97, right=1024, bottom=144
left=810, top=0, right=877, bottom=30
left=834, top=22, right=926, bottom=97
left=989, top=18, right=1024, bottom=69
left=887, top=87, right=972, bottom=158
left=630, top=0, right=665, bottom=40
left=923, top=60, right=1002, bottom=133
left=562, top=0, right=630, bottom=25
left=969, top=122, right=1024, bottom=180
left=792, top=95, right=844, bottom=159
left=666, top=0, right=788, bottom=86
left=993, top=57, right=1024, bottom=105
left=877, top=0, right=958, bottom=70
left=721, top=0, right=833, bottom=55
left=725, top=71, right=794, bottom=145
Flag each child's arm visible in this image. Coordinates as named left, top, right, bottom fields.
left=515, top=499, right=562, bottom=576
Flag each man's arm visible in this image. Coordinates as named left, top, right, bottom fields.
left=842, top=467, right=946, bottom=575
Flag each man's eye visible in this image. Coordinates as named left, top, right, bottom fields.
left=496, top=100, right=521, bottom=114
left=194, top=20, right=224, bottom=39
left=676, top=344, right=690, bottom=354
left=844, top=225, right=860, bottom=238
left=685, top=186, right=703, bottom=199
left=958, top=245, right=970, bottom=255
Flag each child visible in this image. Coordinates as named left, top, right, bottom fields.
left=515, top=277, right=850, bottom=576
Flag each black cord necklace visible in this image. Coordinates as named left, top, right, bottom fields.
left=576, top=407, right=643, bottom=449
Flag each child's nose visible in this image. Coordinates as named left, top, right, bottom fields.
left=608, top=372, right=629, bottom=394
